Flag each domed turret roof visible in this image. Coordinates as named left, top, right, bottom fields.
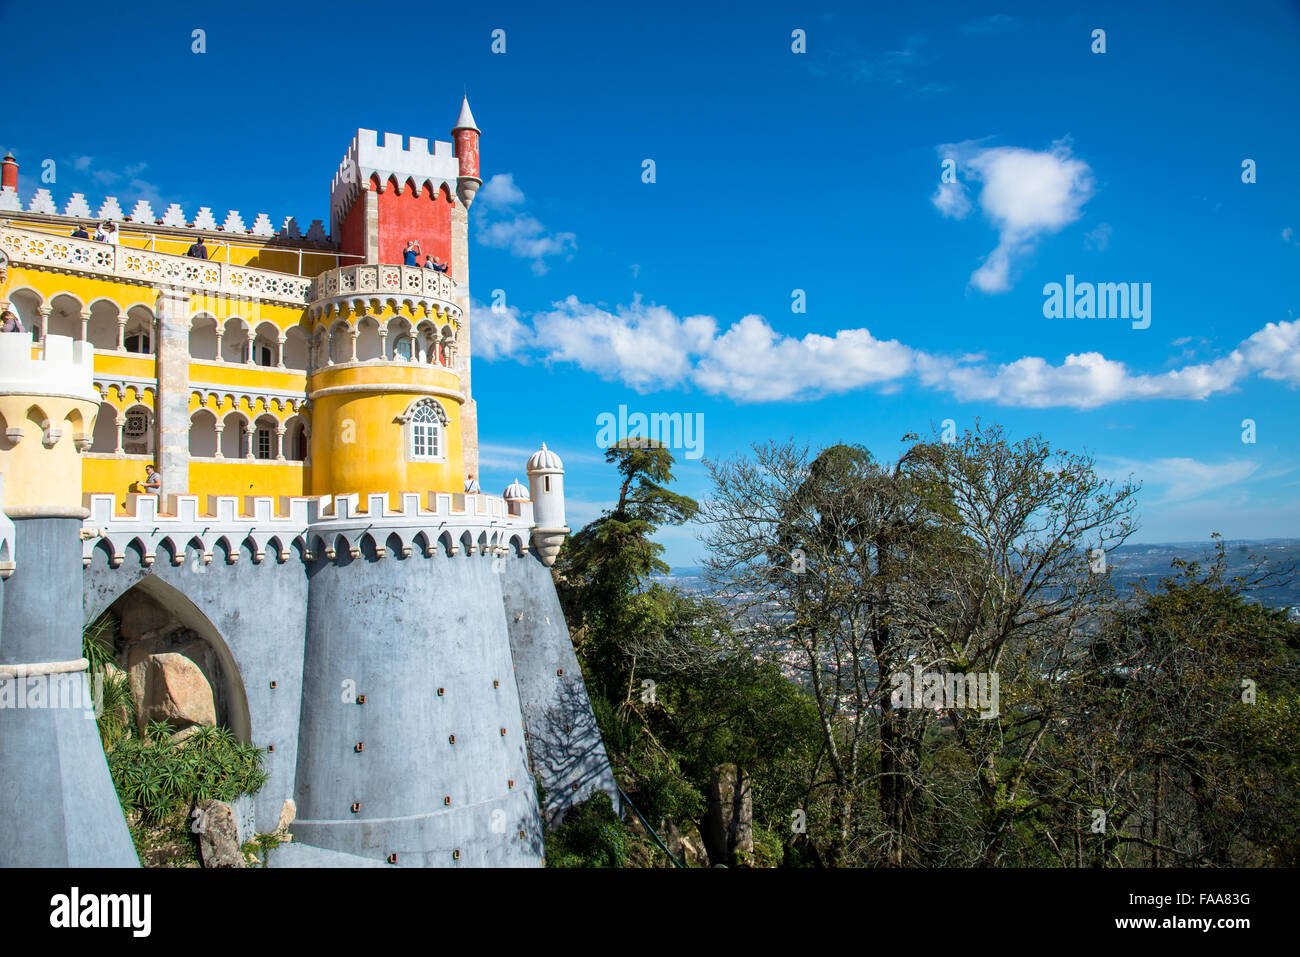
left=526, top=442, right=564, bottom=472
left=503, top=477, right=529, bottom=501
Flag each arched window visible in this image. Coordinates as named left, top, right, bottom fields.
left=404, top=398, right=447, bottom=462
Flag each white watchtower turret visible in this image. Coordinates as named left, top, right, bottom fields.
left=526, top=443, right=568, bottom=566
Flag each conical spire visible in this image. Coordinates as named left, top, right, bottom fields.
left=453, top=96, right=479, bottom=132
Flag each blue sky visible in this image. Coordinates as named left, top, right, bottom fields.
left=4, top=0, right=1298, bottom=565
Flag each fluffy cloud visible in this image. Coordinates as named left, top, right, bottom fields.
left=530, top=295, right=716, bottom=392
left=469, top=297, right=531, bottom=361
left=472, top=173, right=575, bottom=274
left=481, top=293, right=1300, bottom=409
left=936, top=140, right=1095, bottom=292
left=695, top=317, right=914, bottom=402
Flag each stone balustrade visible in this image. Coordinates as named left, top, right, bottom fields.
left=308, top=263, right=460, bottom=318
left=0, top=223, right=315, bottom=307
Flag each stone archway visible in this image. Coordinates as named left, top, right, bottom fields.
left=102, top=576, right=252, bottom=743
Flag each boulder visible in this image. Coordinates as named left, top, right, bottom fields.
left=194, top=799, right=244, bottom=868
left=706, top=763, right=754, bottom=866
left=140, top=653, right=215, bottom=734
left=275, top=799, right=296, bottom=840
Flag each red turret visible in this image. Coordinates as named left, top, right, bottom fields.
left=1, top=153, right=17, bottom=191
left=451, top=98, right=481, bottom=206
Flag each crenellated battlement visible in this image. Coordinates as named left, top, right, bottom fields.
left=0, top=187, right=329, bottom=244
left=329, top=129, right=463, bottom=237
left=0, top=332, right=97, bottom=401
left=82, top=489, right=537, bottom=568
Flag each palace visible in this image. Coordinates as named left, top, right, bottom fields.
left=0, top=98, right=617, bottom=868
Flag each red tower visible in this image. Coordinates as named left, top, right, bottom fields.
left=329, top=97, right=483, bottom=271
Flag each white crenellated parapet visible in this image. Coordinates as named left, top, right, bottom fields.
left=328, top=129, right=461, bottom=236
left=82, top=490, right=537, bottom=569
left=161, top=203, right=188, bottom=227
left=250, top=213, right=275, bottom=237
left=0, top=333, right=98, bottom=403
left=28, top=189, right=57, bottom=215
left=191, top=207, right=218, bottom=230
left=63, top=194, right=92, bottom=218
left=127, top=200, right=156, bottom=224
left=97, top=197, right=125, bottom=221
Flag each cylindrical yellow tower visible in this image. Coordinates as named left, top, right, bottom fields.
left=0, top=333, right=101, bottom=513
left=305, top=271, right=467, bottom=504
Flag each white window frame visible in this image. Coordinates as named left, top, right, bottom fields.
left=403, top=398, right=447, bottom=463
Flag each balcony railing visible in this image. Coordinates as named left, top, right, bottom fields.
left=310, top=263, right=459, bottom=315
left=0, top=223, right=315, bottom=306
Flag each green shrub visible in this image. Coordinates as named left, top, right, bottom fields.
left=545, top=791, right=628, bottom=867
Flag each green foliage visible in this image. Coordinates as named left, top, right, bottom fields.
left=83, top=613, right=269, bottom=860
left=545, top=791, right=629, bottom=868
left=107, top=725, right=267, bottom=826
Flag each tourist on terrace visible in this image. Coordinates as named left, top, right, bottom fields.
left=403, top=239, right=421, bottom=266
left=94, top=221, right=119, bottom=245
left=187, top=237, right=209, bottom=259
left=426, top=253, right=448, bottom=273
left=0, top=310, right=24, bottom=333
left=142, top=464, right=162, bottom=498
left=464, top=473, right=480, bottom=494
left=70, top=225, right=90, bottom=239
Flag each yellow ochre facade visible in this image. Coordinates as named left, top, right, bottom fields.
left=0, top=106, right=484, bottom=516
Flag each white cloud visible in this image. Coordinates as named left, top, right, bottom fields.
left=1237, top=319, right=1300, bottom=385
left=470, top=297, right=531, bottom=361
left=481, top=293, right=1300, bottom=410
left=1099, top=456, right=1260, bottom=504
left=472, top=173, right=575, bottom=274
left=937, top=139, right=1095, bottom=292
left=477, top=172, right=525, bottom=210
left=931, top=180, right=971, bottom=219
left=531, top=295, right=715, bottom=392
left=695, top=316, right=914, bottom=402
left=1084, top=222, right=1112, bottom=251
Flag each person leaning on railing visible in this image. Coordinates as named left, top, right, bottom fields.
left=71, top=224, right=89, bottom=239
left=0, top=309, right=24, bottom=333
left=186, top=236, right=208, bottom=259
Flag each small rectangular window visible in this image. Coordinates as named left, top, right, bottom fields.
left=544, top=476, right=552, bottom=493
left=256, top=428, right=271, bottom=460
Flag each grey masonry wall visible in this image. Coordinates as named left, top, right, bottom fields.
left=501, top=552, right=620, bottom=822
left=75, top=534, right=615, bottom=866
left=2, top=517, right=137, bottom=866
left=84, top=537, right=309, bottom=836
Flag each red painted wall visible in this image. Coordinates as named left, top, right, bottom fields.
left=377, top=178, right=454, bottom=274
left=337, top=193, right=367, bottom=263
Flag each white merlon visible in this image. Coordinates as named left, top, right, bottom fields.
left=161, top=203, right=188, bottom=227
left=280, top=216, right=302, bottom=239
left=97, top=197, right=125, bottom=221
left=127, top=200, right=155, bottom=223
left=63, top=193, right=92, bottom=218
left=221, top=210, right=246, bottom=233
left=305, top=220, right=328, bottom=242
left=192, top=207, right=218, bottom=230
left=250, top=213, right=275, bottom=236
left=28, top=189, right=57, bottom=214
left=0, top=186, right=19, bottom=212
